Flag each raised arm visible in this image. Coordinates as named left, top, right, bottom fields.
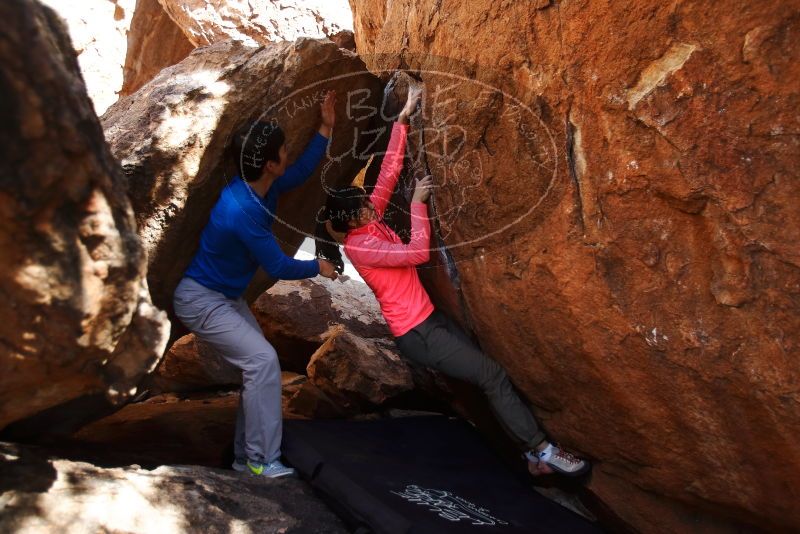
left=271, top=90, right=336, bottom=196
left=371, top=86, right=423, bottom=218
left=370, top=122, right=408, bottom=218
left=270, top=132, right=327, bottom=195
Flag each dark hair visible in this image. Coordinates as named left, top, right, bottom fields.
left=233, top=120, right=285, bottom=182
left=313, top=186, right=368, bottom=273
left=325, top=186, right=368, bottom=233
left=313, top=207, right=344, bottom=274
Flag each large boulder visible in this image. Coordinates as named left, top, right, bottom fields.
left=348, top=0, right=800, bottom=531
left=0, top=0, right=168, bottom=430
left=146, top=334, right=241, bottom=395
left=120, top=0, right=195, bottom=96
left=251, top=276, right=392, bottom=371
left=0, top=441, right=347, bottom=533
left=157, top=0, right=353, bottom=47
left=306, top=325, right=414, bottom=410
left=253, top=277, right=459, bottom=415
left=102, top=38, right=383, bottom=329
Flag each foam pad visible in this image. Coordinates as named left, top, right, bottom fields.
left=283, top=416, right=601, bottom=533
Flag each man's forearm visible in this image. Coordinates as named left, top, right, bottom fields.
left=318, top=124, right=332, bottom=138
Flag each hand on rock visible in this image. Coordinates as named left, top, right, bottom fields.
left=411, top=175, right=434, bottom=203
left=399, top=85, right=423, bottom=123
left=318, top=258, right=338, bottom=280
left=319, top=90, right=336, bottom=136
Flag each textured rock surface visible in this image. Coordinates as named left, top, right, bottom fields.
left=39, top=0, right=135, bottom=115
left=282, top=373, right=347, bottom=419
left=146, top=333, right=241, bottom=395
left=0, top=0, right=168, bottom=430
left=252, top=276, right=391, bottom=345
left=349, top=0, right=800, bottom=531
left=70, top=377, right=345, bottom=466
left=157, top=0, right=353, bottom=47
left=102, top=38, right=382, bottom=327
left=307, top=326, right=414, bottom=410
left=120, top=0, right=195, bottom=96
left=73, top=392, right=239, bottom=467
left=252, top=277, right=453, bottom=414
left=330, top=29, right=357, bottom=52
left=0, top=441, right=347, bottom=533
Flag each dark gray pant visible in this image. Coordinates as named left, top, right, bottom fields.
left=395, top=311, right=546, bottom=448
left=173, top=277, right=282, bottom=464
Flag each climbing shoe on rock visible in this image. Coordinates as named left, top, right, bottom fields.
left=245, top=459, right=296, bottom=478
left=524, top=444, right=590, bottom=476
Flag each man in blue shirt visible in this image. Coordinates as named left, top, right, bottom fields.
left=174, top=92, right=338, bottom=477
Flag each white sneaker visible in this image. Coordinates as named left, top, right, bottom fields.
left=525, top=444, right=590, bottom=476
left=246, top=459, right=296, bottom=478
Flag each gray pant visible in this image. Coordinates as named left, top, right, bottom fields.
left=173, top=277, right=282, bottom=463
left=395, top=311, right=546, bottom=449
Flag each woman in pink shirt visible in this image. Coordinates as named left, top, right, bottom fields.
left=318, top=88, right=588, bottom=477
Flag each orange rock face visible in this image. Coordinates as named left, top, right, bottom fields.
left=156, top=0, right=353, bottom=46
left=349, top=0, right=800, bottom=531
left=120, top=0, right=194, bottom=96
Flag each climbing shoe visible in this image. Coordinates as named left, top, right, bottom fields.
left=245, top=459, right=296, bottom=478
left=524, top=444, right=590, bottom=476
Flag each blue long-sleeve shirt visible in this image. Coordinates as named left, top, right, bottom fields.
left=184, top=132, right=327, bottom=298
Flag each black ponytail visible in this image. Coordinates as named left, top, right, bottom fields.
left=314, top=205, right=344, bottom=274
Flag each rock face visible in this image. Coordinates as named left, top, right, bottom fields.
left=307, top=326, right=414, bottom=410
left=73, top=392, right=240, bottom=467
left=157, top=0, right=353, bottom=47
left=252, top=276, right=392, bottom=354
left=146, top=334, right=241, bottom=395
left=120, top=0, right=195, bottom=96
left=70, top=375, right=345, bottom=467
left=252, top=277, right=418, bottom=410
left=0, top=0, right=168, bottom=430
left=39, top=0, right=135, bottom=115
left=349, top=0, right=800, bottom=531
left=102, top=39, right=382, bottom=326
left=0, top=441, right=348, bottom=533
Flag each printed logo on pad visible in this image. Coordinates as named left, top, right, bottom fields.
left=392, top=484, right=509, bottom=526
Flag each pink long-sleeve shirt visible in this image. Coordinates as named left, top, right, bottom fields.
left=344, top=122, right=435, bottom=337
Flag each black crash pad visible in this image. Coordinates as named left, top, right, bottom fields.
left=283, top=416, right=601, bottom=534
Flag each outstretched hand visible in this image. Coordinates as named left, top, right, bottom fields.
left=319, top=90, right=337, bottom=137
left=399, top=85, right=423, bottom=124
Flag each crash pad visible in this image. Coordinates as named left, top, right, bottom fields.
left=283, top=416, right=602, bottom=534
